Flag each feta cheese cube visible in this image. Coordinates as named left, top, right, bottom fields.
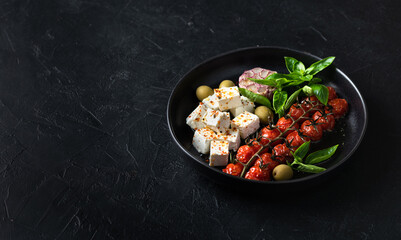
left=214, top=86, right=242, bottom=111
left=186, top=102, right=208, bottom=130
left=230, top=96, right=255, bottom=117
left=216, top=128, right=241, bottom=151
left=209, top=140, right=229, bottom=167
left=192, top=127, right=218, bottom=154
left=231, top=111, right=260, bottom=139
left=202, top=108, right=230, bottom=133
left=202, top=94, right=219, bottom=110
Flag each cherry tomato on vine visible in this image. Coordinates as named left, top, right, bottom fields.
left=276, top=117, right=299, bottom=137
left=236, top=145, right=255, bottom=164
left=245, top=153, right=279, bottom=181
left=286, top=131, right=309, bottom=150
left=272, top=143, right=292, bottom=163
left=312, top=110, right=335, bottom=131
left=288, top=103, right=309, bottom=122
left=326, top=98, right=348, bottom=119
left=301, top=96, right=323, bottom=115
left=222, top=163, right=244, bottom=176
left=259, top=126, right=282, bottom=146
left=248, top=138, right=268, bottom=154
left=327, top=86, right=337, bottom=101
left=300, top=120, right=323, bottom=141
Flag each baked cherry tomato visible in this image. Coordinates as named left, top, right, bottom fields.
left=259, top=126, right=282, bottom=146
left=301, top=96, right=323, bottom=115
left=286, top=131, right=309, bottom=150
left=248, top=139, right=269, bottom=154
left=245, top=153, right=279, bottom=181
left=288, top=103, right=309, bottom=122
left=276, top=117, right=299, bottom=137
left=300, top=120, right=323, bottom=141
left=222, top=163, right=244, bottom=176
left=272, top=143, right=292, bottom=163
left=236, top=145, right=255, bottom=164
left=312, top=110, right=335, bottom=131
left=326, top=98, right=348, bottom=119
left=245, top=166, right=267, bottom=181
left=327, top=86, right=337, bottom=101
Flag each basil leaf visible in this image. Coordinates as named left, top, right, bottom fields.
left=310, top=84, right=329, bottom=105
left=249, top=78, right=277, bottom=87
left=309, top=77, right=322, bottom=84
left=273, top=90, right=287, bottom=113
left=302, top=85, right=313, bottom=96
left=294, top=162, right=326, bottom=173
left=305, top=56, right=335, bottom=75
left=285, top=80, right=306, bottom=87
left=239, top=88, right=272, bottom=109
left=293, top=141, right=310, bottom=160
left=305, top=144, right=339, bottom=164
left=294, top=62, right=305, bottom=75
left=284, top=88, right=302, bottom=110
left=285, top=57, right=298, bottom=73
left=266, top=73, right=300, bottom=81
left=266, top=73, right=286, bottom=81
left=276, top=78, right=291, bottom=86
left=300, top=75, right=313, bottom=81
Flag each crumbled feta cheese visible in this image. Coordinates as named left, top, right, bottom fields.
left=209, top=140, right=229, bottom=167
left=202, top=94, right=219, bottom=110
left=230, top=96, right=255, bottom=117
left=231, top=111, right=260, bottom=139
left=192, top=127, right=218, bottom=154
left=202, top=108, right=230, bottom=133
left=216, top=128, right=241, bottom=151
left=186, top=102, right=208, bottom=130
left=214, top=86, right=242, bottom=111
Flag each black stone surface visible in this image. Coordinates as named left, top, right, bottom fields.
left=0, top=0, right=400, bottom=239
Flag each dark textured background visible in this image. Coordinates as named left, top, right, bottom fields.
left=0, top=0, right=400, bottom=239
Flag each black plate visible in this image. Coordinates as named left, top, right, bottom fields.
left=167, top=46, right=367, bottom=190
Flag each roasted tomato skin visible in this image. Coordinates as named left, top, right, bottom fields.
left=327, top=86, right=337, bottom=101
left=312, top=110, right=335, bottom=131
left=300, top=120, right=323, bottom=141
left=249, top=139, right=269, bottom=154
left=286, top=131, right=309, bottom=150
left=288, top=103, right=309, bottom=122
left=259, top=126, right=281, bottom=146
left=301, top=96, right=323, bottom=115
left=245, top=166, right=266, bottom=181
left=272, top=143, right=292, bottom=163
left=222, top=163, right=244, bottom=176
left=276, top=117, right=299, bottom=137
left=236, top=145, right=255, bottom=164
left=326, top=98, right=348, bottom=119
left=245, top=153, right=279, bottom=181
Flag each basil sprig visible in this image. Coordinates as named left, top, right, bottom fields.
left=289, top=141, right=339, bottom=174
left=248, top=56, right=335, bottom=116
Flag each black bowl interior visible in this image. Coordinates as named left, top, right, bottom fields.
left=167, top=46, right=367, bottom=188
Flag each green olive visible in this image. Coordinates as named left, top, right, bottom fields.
left=219, top=80, right=235, bottom=88
left=196, top=85, right=214, bottom=101
left=273, top=164, right=294, bottom=181
left=254, top=106, right=274, bottom=125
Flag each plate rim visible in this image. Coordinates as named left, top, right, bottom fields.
left=167, top=46, right=368, bottom=185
